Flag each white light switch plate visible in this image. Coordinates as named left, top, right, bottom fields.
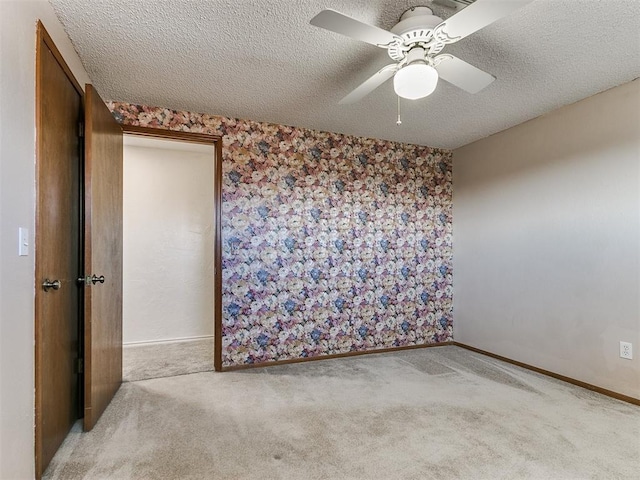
left=19, top=227, right=29, bottom=256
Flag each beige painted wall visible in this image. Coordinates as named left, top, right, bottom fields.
left=123, top=137, right=214, bottom=344
left=453, top=79, right=640, bottom=399
left=0, top=1, right=91, bottom=477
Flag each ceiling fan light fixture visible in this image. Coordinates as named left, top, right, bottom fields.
left=394, top=62, right=439, bottom=100
left=312, top=0, right=533, bottom=105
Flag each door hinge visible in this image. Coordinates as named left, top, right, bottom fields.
left=78, top=122, right=84, bottom=138
left=76, top=358, right=84, bottom=374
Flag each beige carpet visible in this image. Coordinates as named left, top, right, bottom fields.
left=123, top=338, right=214, bottom=382
left=44, top=346, right=639, bottom=479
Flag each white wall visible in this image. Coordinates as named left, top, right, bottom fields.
left=123, top=136, right=214, bottom=344
left=0, top=1, right=91, bottom=477
left=453, top=79, right=640, bottom=399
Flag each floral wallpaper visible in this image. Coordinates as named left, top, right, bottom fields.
left=109, top=102, right=453, bottom=367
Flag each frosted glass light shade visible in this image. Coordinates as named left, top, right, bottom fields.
left=394, top=63, right=439, bottom=100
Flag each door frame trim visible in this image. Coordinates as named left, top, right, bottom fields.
left=121, top=125, right=223, bottom=371
left=34, top=21, right=84, bottom=479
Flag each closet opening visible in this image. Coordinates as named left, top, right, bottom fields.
left=121, top=127, right=222, bottom=379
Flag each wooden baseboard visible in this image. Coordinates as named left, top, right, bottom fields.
left=221, top=341, right=452, bottom=371
left=453, top=342, right=640, bottom=406
left=221, top=340, right=640, bottom=406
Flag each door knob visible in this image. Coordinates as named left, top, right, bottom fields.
left=42, top=279, right=61, bottom=292
left=77, top=274, right=106, bottom=286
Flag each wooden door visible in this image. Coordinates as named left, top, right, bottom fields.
left=83, top=84, right=124, bottom=431
left=34, top=24, right=83, bottom=478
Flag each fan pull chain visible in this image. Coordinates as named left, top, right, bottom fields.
left=396, top=96, right=402, bottom=126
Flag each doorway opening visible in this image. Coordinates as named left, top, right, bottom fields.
left=121, top=127, right=222, bottom=379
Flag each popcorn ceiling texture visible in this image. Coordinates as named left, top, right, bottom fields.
left=109, top=102, right=453, bottom=367
left=53, top=0, right=640, bottom=149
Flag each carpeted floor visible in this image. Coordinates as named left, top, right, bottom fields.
left=44, top=346, right=639, bottom=480
left=122, top=338, right=214, bottom=382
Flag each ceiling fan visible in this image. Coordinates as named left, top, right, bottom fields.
left=310, top=0, right=534, bottom=104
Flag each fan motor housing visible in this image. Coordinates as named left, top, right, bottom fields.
left=388, top=7, right=445, bottom=61
left=391, top=6, right=443, bottom=35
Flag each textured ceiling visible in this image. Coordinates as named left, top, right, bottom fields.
left=50, top=0, right=640, bottom=149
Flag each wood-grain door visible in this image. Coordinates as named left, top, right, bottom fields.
left=34, top=24, right=83, bottom=479
left=83, top=84, right=124, bottom=430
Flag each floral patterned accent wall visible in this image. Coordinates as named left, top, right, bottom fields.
left=109, top=102, right=453, bottom=367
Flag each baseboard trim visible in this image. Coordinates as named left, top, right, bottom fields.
left=453, top=342, right=640, bottom=406
left=123, top=335, right=214, bottom=346
left=221, top=341, right=452, bottom=371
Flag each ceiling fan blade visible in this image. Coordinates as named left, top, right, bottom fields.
left=310, top=9, right=399, bottom=48
left=434, top=55, right=495, bottom=93
left=339, top=64, right=398, bottom=104
left=434, top=0, right=535, bottom=43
